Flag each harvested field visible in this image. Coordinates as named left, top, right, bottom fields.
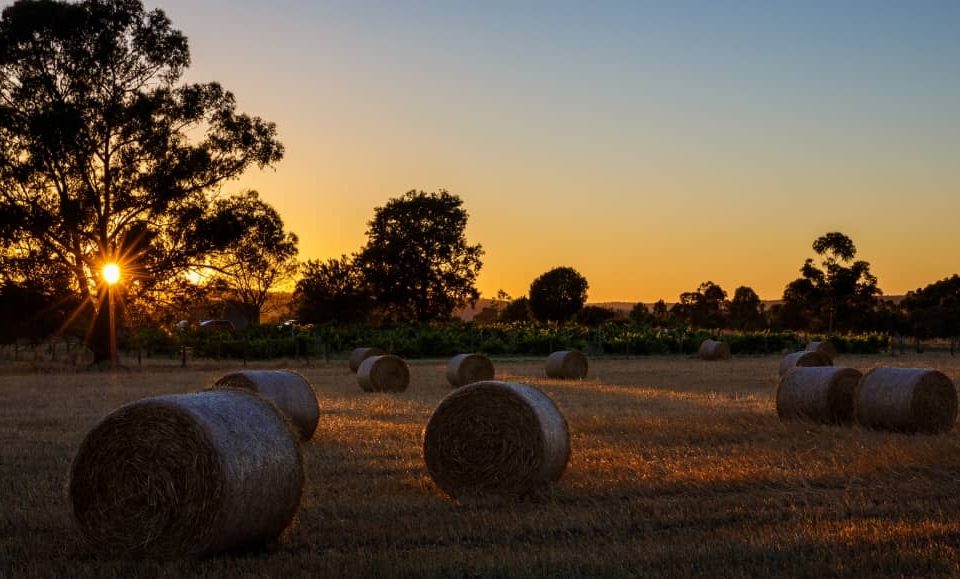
left=2, top=353, right=960, bottom=577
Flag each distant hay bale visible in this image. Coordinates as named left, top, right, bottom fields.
left=446, top=353, right=495, bottom=388
left=855, top=367, right=957, bottom=434
left=213, top=370, right=319, bottom=440
left=349, top=347, right=385, bottom=373
left=805, top=341, right=837, bottom=358
left=698, top=339, right=731, bottom=361
left=777, top=366, right=861, bottom=424
left=423, top=380, right=570, bottom=497
left=68, top=390, right=304, bottom=558
left=357, top=354, right=410, bottom=392
left=778, top=351, right=833, bottom=377
left=545, top=350, right=588, bottom=379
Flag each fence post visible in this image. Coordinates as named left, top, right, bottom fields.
left=181, top=344, right=187, bottom=368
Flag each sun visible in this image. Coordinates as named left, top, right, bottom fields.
left=102, top=262, right=121, bottom=285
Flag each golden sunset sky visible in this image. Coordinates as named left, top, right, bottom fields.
left=155, top=1, right=959, bottom=302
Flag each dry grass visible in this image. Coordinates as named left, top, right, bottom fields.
left=3, top=353, right=960, bottom=577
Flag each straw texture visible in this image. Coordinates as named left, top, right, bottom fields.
left=777, top=366, right=861, bottom=424
left=855, top=367, right=957, bottom=433
left=68, top=390, right=304, bottom=558
left=213, top=370, right=319, bottom=440
left=446, top=353, right=496, bottom=388
left=357, top=354, right=410, bottom=392
left=805, top=341, right=837, bottom=358
left=698, top=339, right=731, bottom=361
left=349, top=347, right=385, bottom=373
left=423, top=381, right=570, bottom=498
left=778, top=351, right=833, bottom=377
left=544, top=350, right=588, bottom=379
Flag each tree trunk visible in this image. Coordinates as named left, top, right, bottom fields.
left=88, top=302, right=112, bottom=366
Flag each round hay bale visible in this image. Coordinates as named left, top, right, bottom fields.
left=778, top=350, right=833, bottom=377
left=544, top=350, right=588, bottom=379
left=777, top=366, right=861, bottom=424
left=855, top=367, right=957, bottom=434
left=349, top=347, right=385, bottom=373
left=68, top=389, right=304, bottom=558
left=805, top=341, right=837, bottom=358
left=213, top=370, right=319, bottom=440
left=698, top=339, right=731, bottom=361
left=423, top=380, right=569, bottom=497
left=446, top=353, right=495, bottom=388
left=357, top=354, right=410, bottom=392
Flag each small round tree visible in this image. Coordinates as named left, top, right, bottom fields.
left=528, top=267, right=588, bottom=323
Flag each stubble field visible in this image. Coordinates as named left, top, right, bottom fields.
left=2, top=353, right=960, bottom=577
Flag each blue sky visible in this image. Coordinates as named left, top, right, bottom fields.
left=153, top=0, right=960, bottom=300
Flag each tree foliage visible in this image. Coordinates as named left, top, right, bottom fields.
left=0, top=0, right=283, bottom=355
left=528, top=266, right=588, bottom=323
left=356, top=190, right=483, bottom=322
left=499, top=297, right=532, bottom=323
left=293, top=256, right=371, bottom=324
left=629, top=302, right=655, bottom=326
left=779, top=232, right=880, bottom=332
left=198, top=191, right=298, bottom=325
left=728, top=286, right=765, bottom=330
left=575, top=305, right=618, bottom=326
left=0, top=279, right=80, bottom=343
left=671, top=281, right=727, bottom=328
left=902, top=275, right=960, bottom=341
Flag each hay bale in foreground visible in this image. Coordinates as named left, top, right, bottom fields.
left=69, top=390, right=304, bottom=558
left=805, top=341, right=837, bottom=358
left=855, top=367, right=957, bottom=433
left=423, top=380, right=569, bottom=497
left=357, top=354, right=410, bottom=392
left=777, top=366, right=861, bottom=424
left=213, top=370, right=319, bottom=440
left=446, top=353, right=495, bottom=388
left=545, top=350, right=588, bottom=379
left=349, top=347, right=385, bottom=373
left=698, top=339, right=731, bottom=361
left=778, top=350, right=833, bottom=377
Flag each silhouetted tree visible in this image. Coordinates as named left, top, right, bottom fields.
left=528, top=267, right=588, bottom=323
left=499, top=297, right=532, bottom=323
left=197, top=191, right=298, bottom=325
left=651, top=299, right=670, bottom=327
left=672, top=281, right=727, bottom=328
left=473, top=290, right=510, bottom=324
left=356, top=190, right=483, bottom=322
left=576, top=305, right=618, bottom=326
left=0, top=0, right=283, bottom=360
left=629, top=302, right=655, bottom=326
left=293, top=256, right=372, bottom=324
left=0, top=279, right=80, bottom=344
left=728, top=286, right=765, bottom=330
left=902, top=275, right=960, bottom=354
left=779, top=232, right=880, bottom=332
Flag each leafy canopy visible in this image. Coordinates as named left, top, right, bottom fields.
left=0, top=0, right=283, bottom=306
left=356, top=189, right=483, bottom=322
left=780, top=232, right=880, bottom=332
left=528, top=266, right=588, bottom=323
